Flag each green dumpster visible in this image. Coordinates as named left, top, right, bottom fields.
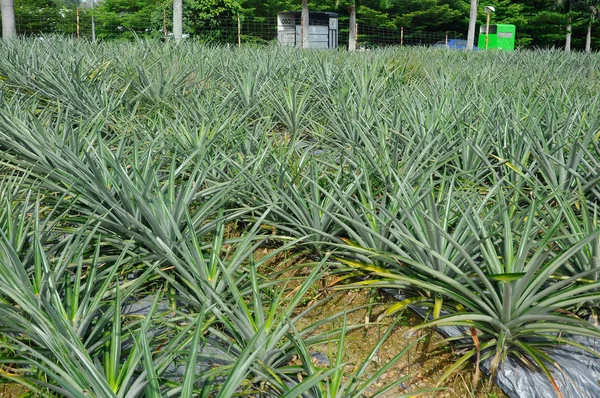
left=478, top=24, right=516, bottom=51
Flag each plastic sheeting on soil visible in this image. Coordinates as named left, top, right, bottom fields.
left=480, top=335, right=600, bottom=398
left=384, top=289, right=600, bottom=398
left=122, top=295, right=330, bottom=383
left=123, top=292, right=600, bottom=397
left=122, top=295, right=230, bottom=382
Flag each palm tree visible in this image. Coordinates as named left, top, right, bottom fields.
left=173, top=0, right=183, bottom=42
left=556, top=0, right=573, bottom=51
left=584, top=0, right=600, bottom=52
left=466, top=0, right=478, bottom=50
left=1, top=0, right=16, bottom=39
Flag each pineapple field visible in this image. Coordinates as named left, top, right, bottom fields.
left=1, top=38, right=600, bottom=397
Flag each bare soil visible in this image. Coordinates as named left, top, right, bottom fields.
left=296, top=288, right=506, bottom=398
left=259, top=247, right=507, bottom=398
left=0, top=383, right=29, bottom=397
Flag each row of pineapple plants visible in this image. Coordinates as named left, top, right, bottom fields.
left=0, top=37, right=599, bottom=396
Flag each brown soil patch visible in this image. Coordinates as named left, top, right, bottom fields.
left=0, top=383, right=29, bottom=397
left=257, top=248, right=506, bottom=398
left=295, top=288, right=506, bottom=398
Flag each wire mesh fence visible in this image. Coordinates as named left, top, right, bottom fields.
left=354, top=23, right=464, bottom=48
left=12, top=10, right=463, bottom=49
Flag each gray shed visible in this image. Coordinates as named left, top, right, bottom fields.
left=277, top=11, right=338, bottom=49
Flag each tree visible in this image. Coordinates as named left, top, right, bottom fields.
left=555, top=0, right=574, bottom=50
left=573, top=0, right=600, bottom=51
left=349, top=1, right=356, bottom=50
left=90, top=0, right=96, bottom=42
left=584, top=0, right=600, bottom=51
left=466, top=0, right=477, bottom=49
left=180, top=0, right=242, bottom=38
left=91, top=0, right=164, bottom=40
left=473, top=1, right=530, bottom=46
left=12, top=0, right=63, bottom=36
left=242, top=0, right=295, bottom=17
left=1, top=0, right=16, bottom=39
left=60, top=0, right=80, bottom=7
left=393, top=0, right=463, bottom=31
left=173, top=0, right=182, bottom=41
left=301, top=0, right=308, bottom=48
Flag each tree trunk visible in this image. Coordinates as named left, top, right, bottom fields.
left=565, top=22, right=572, bottom=52
left=1, top=0, right=16, bottom=39
left=301, top=0, right=309, bottom=49
left=586, top=23, right=592, bottom=52
left=348, top=3, right=356, bottom=51
left=173, top=0, right=183, bottom=42
left=90, top=0, right=96, bottom=42
left=466, top=0, right=478, bottom=50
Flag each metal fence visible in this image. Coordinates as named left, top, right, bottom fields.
left=11, top=11, right=463, bottom=48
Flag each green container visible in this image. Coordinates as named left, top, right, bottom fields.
left=478, top=24, right=516, bottom=51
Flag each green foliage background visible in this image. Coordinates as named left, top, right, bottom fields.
left=7, top=1, right=600, bottom=51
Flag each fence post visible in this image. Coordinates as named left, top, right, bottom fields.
left=163, top=9, right=167, bottom=40
left=237, top=13, right=241, bottom=47
left=445, top=31, right=448, bottom=47
left=76, top=8, right=80, bottom=39
left=400, top=27, right=404, bottom=47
